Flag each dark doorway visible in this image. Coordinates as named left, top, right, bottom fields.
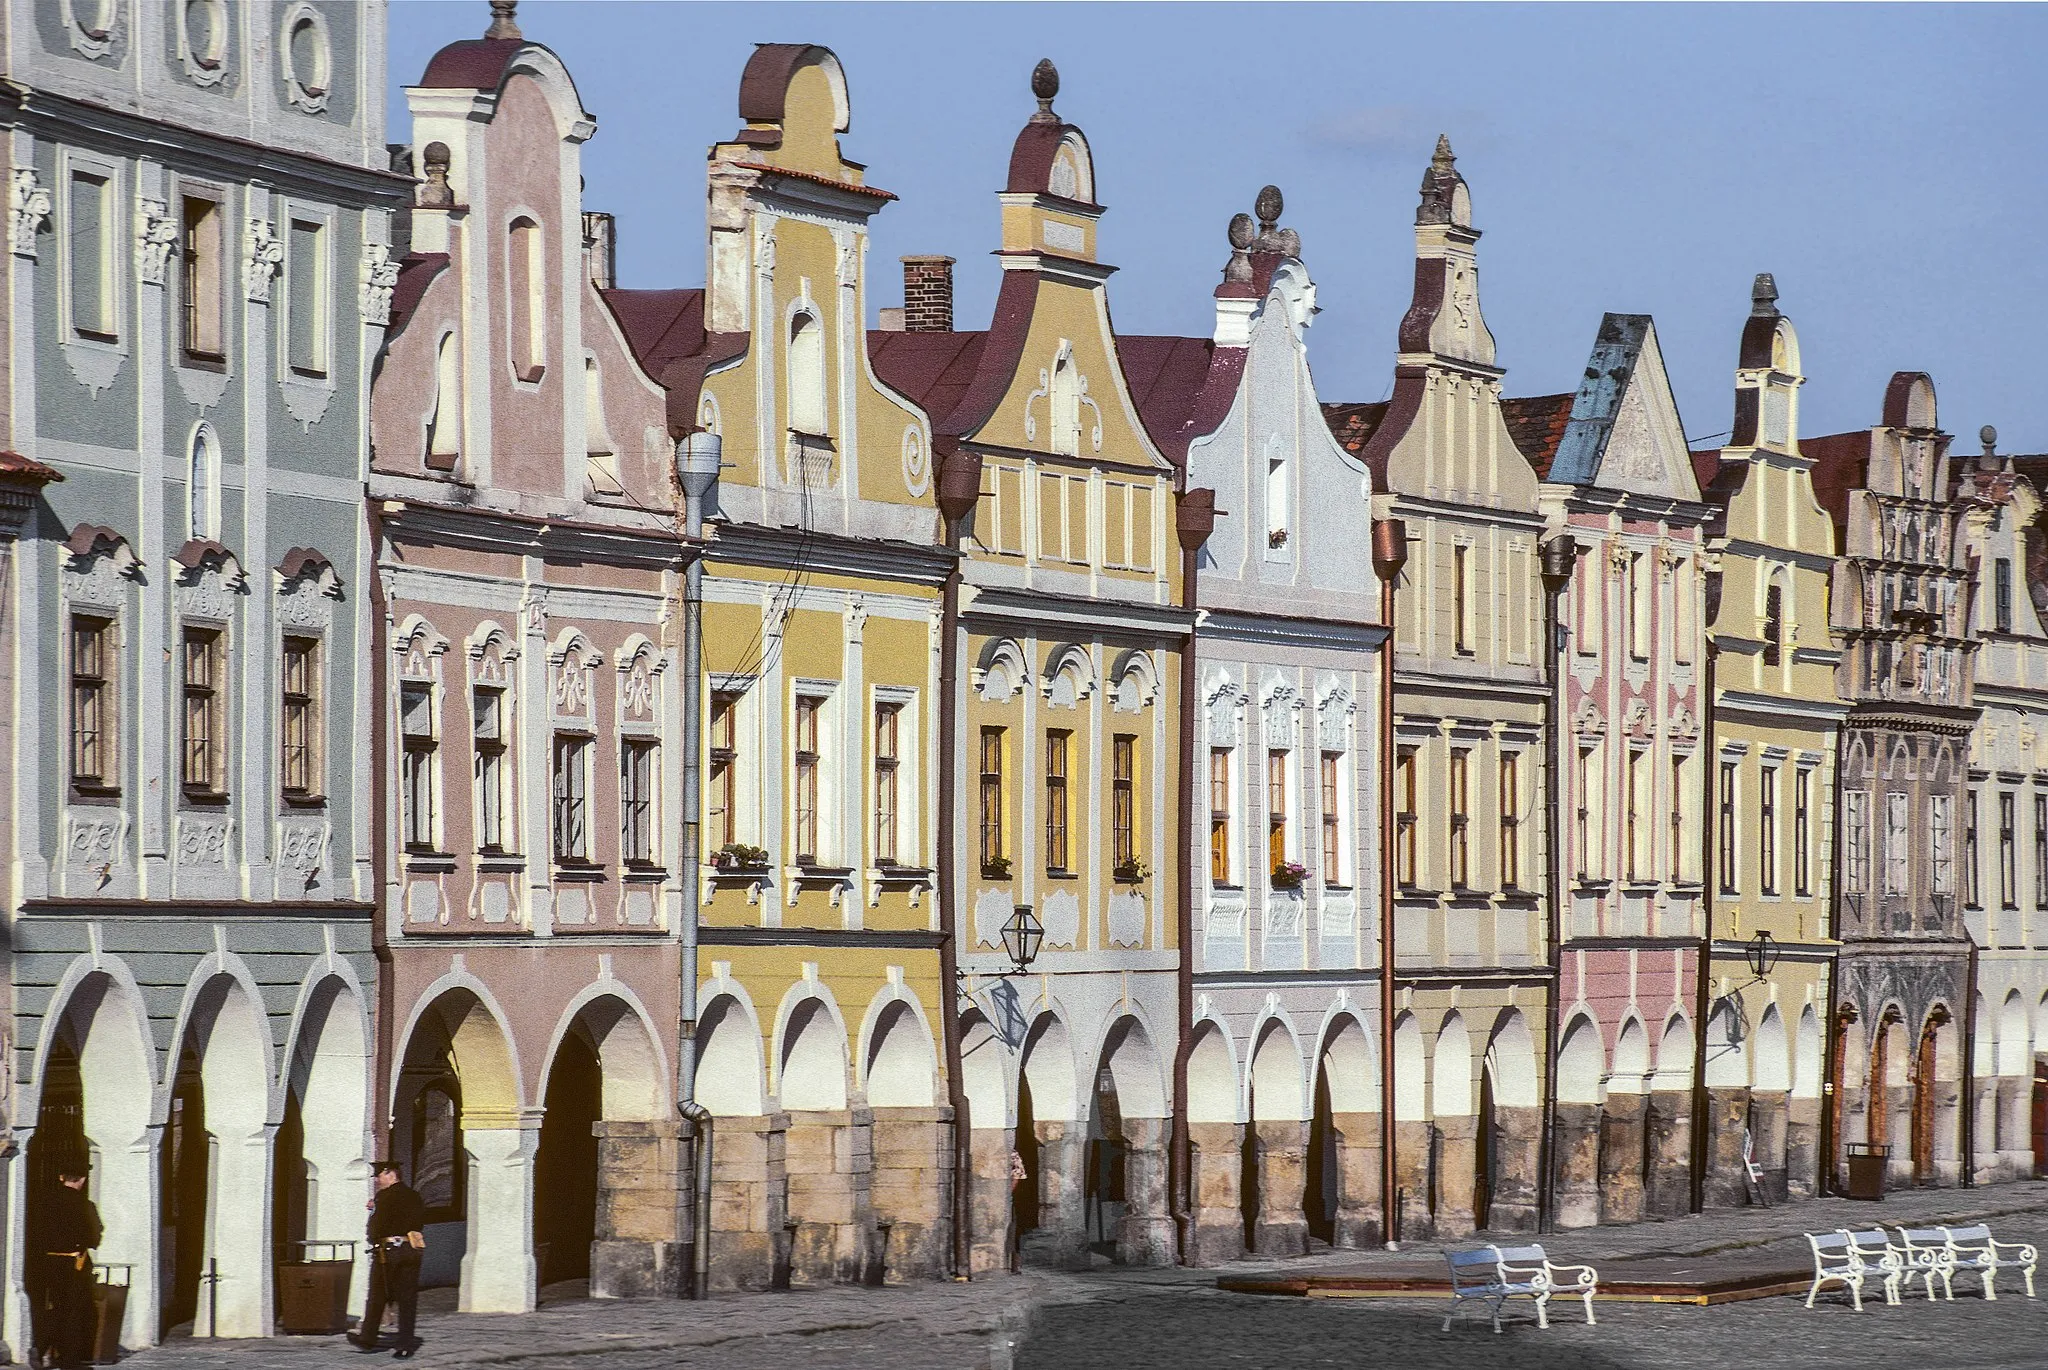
left=1912, top=1023, right=1938, bottom=1186
left=1013, top=1073, right=1040, bottom=1242
left=534, top=1031, right=601, bottom=1285
left=1085, top=1069, right=1125, bottom=1258
left=1304, top=1066, right=1336, bottom=1244
left=160, top=1047, right=209, bottom=1335
left=2032, top=1059, right=2048, bottom=1179
left=27, top=1040, right=89, bottom=1335
left=273, top=1087, right=309, bottom=1272
left=1474, top=1067, right=1498, bottom=1230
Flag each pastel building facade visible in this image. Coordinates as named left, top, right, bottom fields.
left=1324, top=140, right=1549, bottom=1240
left=1, top=0, right=399, bottom=1352
left=1693, top=281, right=1842, bottom=1211
left=1139, top=192, right=1387, bottom=1263
left=1522, top=313, right=1714, bottom=1226
left=872, top=63, right=1190, bottom=1272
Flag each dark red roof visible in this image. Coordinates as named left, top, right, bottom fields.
left=1499, top=393, right=1574, bottom=477
left=1322, top=402, right=1391, bottom=458
left=385, top=253, right=448, bottom=340
left=1801, top=429, right=1873, bottom=541
left=600, top=289, right=707, bottom=375
left=1690, top=447, right=1724, bottom=492
left=416, top=37, right=523, bottom=90
left=1115, top=335, right=1231, bottom=468
left=0, top=450, right=60, bottom=485
left=867, top=330, right=990, bottom=432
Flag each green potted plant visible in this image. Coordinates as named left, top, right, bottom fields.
left=1271, top=859, right=1309, bottom=890
left=1113, top=857, right=1148, bottom=884
left=712, top=842, right=771, bottom=873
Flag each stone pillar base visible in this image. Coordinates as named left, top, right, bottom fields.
left=1644, top=1091, right=1692, bottom=1219
left=1702, top=1087, right=1752, bottom=1208
left=708, top=1113, right=786, bottom=1292
left=785, top=1107, right=874, bottom=1286
left=1117, top=1118, right=1175, bottom=1267
left=1022, top=1126, right=1090, bottom=1270
left=1433, top=1115, right=1477, bottom=1238
left=1187, top=1122, right=1244, bottom=1267
left=870, top=1106, right=952, bottom=1283
left=591, top=1120, right=685, bottom=1299
left=1598, top=1096, right=1646, bottom=1225
left=1329, top=1112, right=1383, bottom=1249
left=967, top=1127, right=1015, bottom=1275
left=1552, top=1102, right=1601, bottom=1230
left=1248, top=1120, right=1309, bottom=1258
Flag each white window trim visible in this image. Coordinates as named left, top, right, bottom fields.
left=870, top=684, right=919, bottom=869
left=278, top=2, right=334, bottom=114
left=276, top=198, right=337, bottom=428
left=56, top=149, right=128, bottom=391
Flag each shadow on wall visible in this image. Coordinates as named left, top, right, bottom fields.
left=1013, top=1294, right=1642, bottom=1370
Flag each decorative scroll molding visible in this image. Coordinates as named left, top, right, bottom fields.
left=10, top=169, right=51, bottom=259
left=359, top=242, right=399, bottom=325
left=136, top=197, right=178, bottom=285
left=245, top=216, right=283, bottom=302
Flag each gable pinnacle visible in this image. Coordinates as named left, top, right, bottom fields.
left=1255, top=185, right=1283, bottom=235
left=1433, top=133, right=1455, bottom=169
left=1030, top=59, right=1060, bottom=124
left=1751, top=272, right=1780, bottom=317
left=486, top=0, right=521, bottom=40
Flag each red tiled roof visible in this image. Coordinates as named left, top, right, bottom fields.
left=1117, top=334, right=1211, bottom=431
left=385, top=253, right=448, bottom=340
left=600, top=288, right=708, bottom=375
left=1690, top=447, right=1724, bottom=493
left=0, top=450, right=61, bottom=484
left=867, top=330, right=990, bottom=432
left=1801, top=429, right=1873, bottom=542
left=416, top=37, right=524, bottom=90
left=1322, top=401, right=1390, bottom=458
left=1499, top=393, right=1574, bottom=477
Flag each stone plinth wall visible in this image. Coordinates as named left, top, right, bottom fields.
left=1327, top=1111, right=1382, bottom=1248
left=1553, top=1102, right=1602, bottom=1229
left=1247, top=1120, right=1309, bottom=1257
left=707, top=1112, right=786, bottom=1291
left=869, top=1106, right=952, bottom=1282
left=1702, top=1086, right=1752, bottom=1208
left=591, top=1119, right=686, bottom=1298
left=1116, top=1117, right=1175, bottom=1267
left=1186, top=1122, right=1244, bottom=1266
left=785, top=1107, right=874, bottom=1286
left=966, top=1127, right=1016, bottom=1274
left=1488, top=1105, right=1542, bottom=1233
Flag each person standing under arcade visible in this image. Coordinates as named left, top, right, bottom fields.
left=349, top=1162, right=426, bottom=1359
left=33, top=1166, right=103, bottom=1370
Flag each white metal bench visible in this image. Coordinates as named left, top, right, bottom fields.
left=1841, top=1228, right=1905, bottom=1307
left=1442, top=1243, right=1598, bottom=1333
left=1891, top=1227, right=1955, bottom=1301
left=1941, top=1224, right=2038, bottom=1301
left=1805, top=1231, right=1893, bottom=1311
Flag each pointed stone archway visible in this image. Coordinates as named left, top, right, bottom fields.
left=1015, top=1013, right=1083, bottom=1269
left=1090, top=1016, right=1172, bottom=1267
left=1307, top=1015, right=1380, bottom=1248
left=1478, top=1011, right=1540, bottom=1232
left=1430, top=1013, right=1474, bottom=1237
left=1240, top=1018, right=1306, bottom=1257
left=694, top=992, right=775, bottom=1290
left=957, top=1012, right=1015, bottom=1275
left=860, top=993, right=945, bottom=1282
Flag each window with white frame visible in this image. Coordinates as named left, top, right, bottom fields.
left=285, top=216, right=328, bottom=377
left=280, top=634, right=321, bottom=801
left=793, top=691, right=828, bottom=863
left=621, top=738, right=657, bottom=866
left=473, top=684, right=508, bottom=852
left=1931, top=792, right=1953, bottom=896
left=788, top=312, right=826, bottom=436
left=1844, top=788, right=1868, bottom=895
left=67, top=167, right=117, bottom=341
left=552, top=733, right=592, bottom=864
left=1323, top=750, right=1347, bottom=887
left=874, top=701, right=904, bottom=866
left=1497, top=751, right=1520, bottom=891
left=1885, top=790, right=1911, bottom=897
left=180, top=192, right=226, bottom=360
left=400, top=681, right=436, bottom=851
left=69, top=614, right=117, bottom=795
left=1718, top=757, right=1738, bottom=894
left=1758, top=763, right=1779, bottom=895
left=1209, top=747, right=1234, bottom=886
left=181, top=626, right=228, bottom=801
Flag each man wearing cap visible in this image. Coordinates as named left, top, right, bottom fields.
left=349, top=1162, right=426, bottom=1359
left=33, top=1166, right=103, bottom=1370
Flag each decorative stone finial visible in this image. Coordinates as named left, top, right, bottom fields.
left=1751, top=272, right=1779, bottom=317
left=1030, top=59, right=1060, bottom=123
left=1275, top=227, right=1302, bottom=258
left=1255, top=185, right=1283, bottom=234
left=486, top=0, right=521, bottom=40
left=1227, top=213, right=1254, bottom=252
left=420, top=142, right=453, bottom=209
left=1981, top=424, right=1999, bottom=455
left=1223, top=213, right=1254, bottom=284
left=1433, top=134, right=1455, bottom=169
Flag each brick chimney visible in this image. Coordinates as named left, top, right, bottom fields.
left=583, top=212, right=616, bottom=291
left=901, top=255, right=955, bottom=332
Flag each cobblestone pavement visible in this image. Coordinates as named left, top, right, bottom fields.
left=115, top=1183, right=2048, bottom=1369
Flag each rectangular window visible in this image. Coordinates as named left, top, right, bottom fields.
left=1794, top=768, right=1813, bottom=896
left=1885, top=791, right=1912, bottom=897
left=1965, top=790, right=1981, bottom=907
left=473, top=686, right=507, bottom=852
left=69, top=614, right=115, bottom=792
left=1669, top=755, right=1687, bottom=883
left=69, top=170, right=114, bottom=340
left=1577, top=747, right=1596, bottom=879
left=1844, top=790, right=1868, bottom=894
left=709, top=690, right=739, bottom=851
left=1045, top=730, right=1070, bottom=873
left=1997, top=558, right=2014, bottom=634
left=1931, top=792, right=1953, bottom=896
left=1763, top=584, right=1784, bottom=667
left=1627, top=751, right=1647, bottom=882
left=621, top=738, right=656, bottom=865
left=1499, top=752, right=1521, bottom=891
left=1113, top=734, right=1137, bottom=869
left=874, top=703, right=902, bottom=866
left=979, top=727, right=1005, bottom=872
left=1209, top=748, right=1232, bottom=885
left=1759, top=764, right=1779, bottom=895
left=287, top=218, right=327, bottom=376
left=1452, top=544, right=1472, bottom=654
left=1628, top=552, right=1650, bottom=659
left=180, top=627, right=227, bottom=799
left=1267, top=750, right=1289, bottom=874
left=181, top=195, right=224, bottom=359
left=1718, top=759, right=1738, bottom=895
left=280, top=634, right=319, bottom=799
left=793, top=696, right=822, bottom=864
left=400, top=681, right=435, bottom=851
left=1448, top=747, right=1470, bottom=889
left=551, top=734, right=591, bottom=863
left=2000, top=791, right=2018, bottom=909
left=1322, top=752, right=1344, bottom=887
left=1395, top=747, right=1418, bottom=888
left=2036, top=795, right=2048, bottom=909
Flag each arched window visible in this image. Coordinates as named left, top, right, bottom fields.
left=1049, top=350, right=1079, bottom=456
left=787, top=311, right=825, bottom=435
left=187, top=425, right=220, bottom=541
left=508, top=216, right=544, bottom=382
left=427, top=333, right=460, bottom=465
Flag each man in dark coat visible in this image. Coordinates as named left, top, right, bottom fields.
left=349, top=1162, right=426, bottom=1359
left=34, top=1167, right=103, bottom=1370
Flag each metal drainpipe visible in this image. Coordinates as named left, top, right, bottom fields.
left=1370, top=519, right=1407, bottom=1248
left=368, top=501, right=398, bottom=1160
left=676, top=433, right=721, bottom=1300
left=1961, top=930, right=1980, bottom=1188
left=1687, top=567, right=1725, bottom=1216
left=934, top=442, right=980, bottom=1282
left=1536, top=537, right=1574, bottom=1235
left=1169, top=489, right=1215, bottom=1265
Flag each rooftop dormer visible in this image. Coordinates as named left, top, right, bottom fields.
left=998, top=60, right=1104, bottom=269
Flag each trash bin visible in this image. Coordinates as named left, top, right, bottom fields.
left=1846, top=1143, right=1889, bottom=1201
left=277, top=1240, right=357, bottom=1335
left=90, top=1264, right=129, bottom=1365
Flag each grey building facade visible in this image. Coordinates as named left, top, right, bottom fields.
left=1, top=0, right=403, bottom=1351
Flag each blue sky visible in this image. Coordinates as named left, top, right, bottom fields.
left=389, top=2, right=2048, bottom=451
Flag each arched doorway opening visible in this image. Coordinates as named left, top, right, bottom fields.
left=278, top=979, right=371, bottom=1312
left=694, top=993, right=766, bottom=1291
left=863, top=997, right=942, bottom=1280
left=1475, top=1065, right=1498, bottom=1230
left=1911, top=1005, right=1956, bottom=1186
left=1553, top=1015, right=1605, bottom=1230
left=1305, top=1067, right=1334, bottom=1245
left=393, top=989, right=526, bottom=1312
left=1088, top=1017, right=1171, bottom=1266
left=535, top=1029, right=600, bottom=1287
left=956, top=1012, right=1012, bottom=1275
left=1015, top=1015, right=1079, bottom=1268
left=1305, top=1017, right=1376, bottom=1248
left=1240, top=1020, right=1305, bottom=1257
left=1430, top=1014, right=1473, bottom=1236
left=778, top=995, right=852, bottom=1286
left=1184, top=1022, right=1239, bottom=1266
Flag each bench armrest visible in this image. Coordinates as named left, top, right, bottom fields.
left=1988, top=1240, right=2037, bottom=1260
left=1544, top=1262, right=1598, bottom=1286
left=1496, top=1262, right=1553, bottom=1291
